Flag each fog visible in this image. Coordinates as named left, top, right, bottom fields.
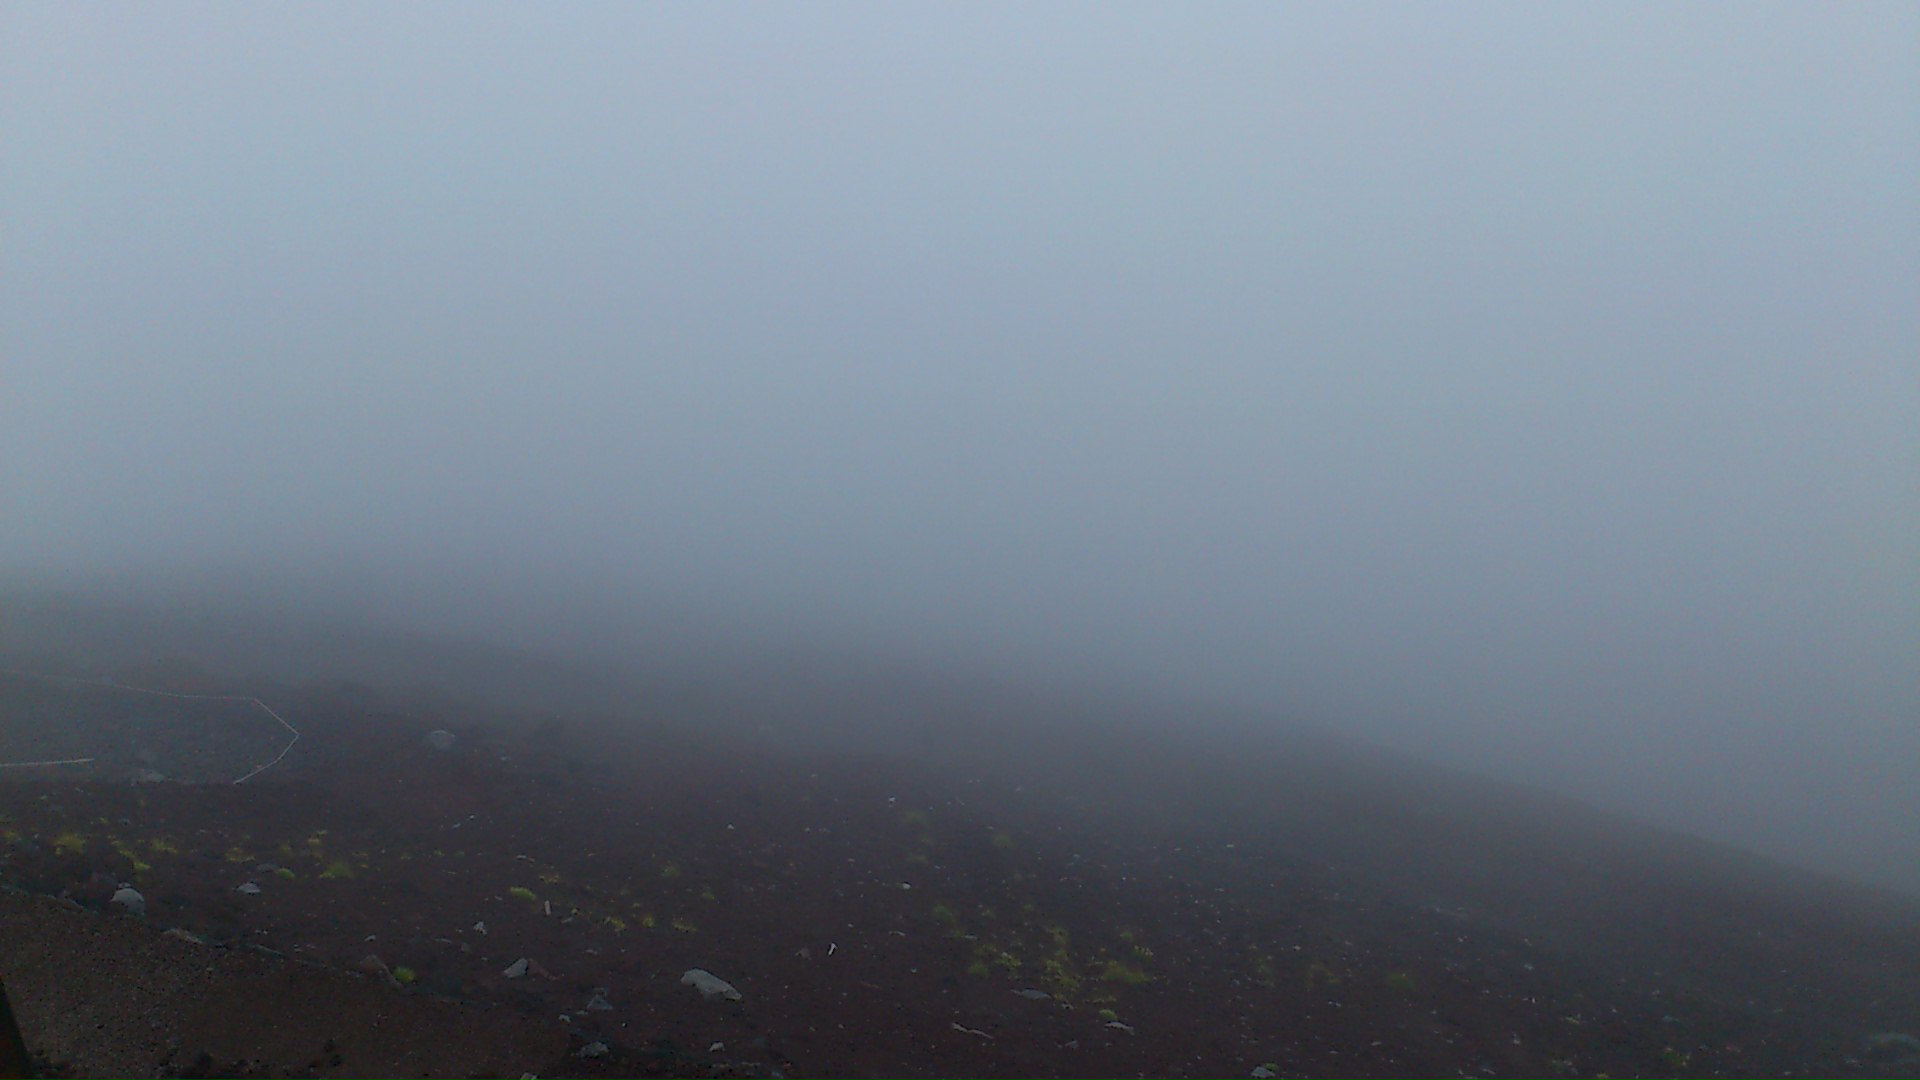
left=3, top=5, right=1915, bottom=892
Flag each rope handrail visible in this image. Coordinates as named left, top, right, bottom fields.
left=0, top=667, right=299, bottom=783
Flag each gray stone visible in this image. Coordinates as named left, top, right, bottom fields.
left=109, top=886, right=145, bottom=917
left=424, top=729, right=456, bottom=751
left=503, top=957, right=530, bottom=979
left=681, top=968, right=742, bottom=1002
left=236, top=881, right=263, bottom=895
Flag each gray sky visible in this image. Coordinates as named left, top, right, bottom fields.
left=3, top=4, right=1916, bottom=890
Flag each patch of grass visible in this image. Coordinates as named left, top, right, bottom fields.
left=1040, top=956, right=1083, bottom=998
left=931, top=903, right=959, bottom=929
left=509, top=886, right=538, bottom=904
left=148, top=837, right=180, bottom=855
left=223, top=846, right=251, bottom=864
left=698, top=885, right=717, bottom=901
left=391, top=966, right=417, bottom=985
left=603, top=915, right=628, bottom=932
left=274, top=867, right=296, bottom=880
left=1099, top=960, right=1151, bottom=985
left=320, top=859, right=355, bottom=880
left=966, top=959, right=991, bottom=977
left=671, top=918, right=698, bottom=933
left=51, top=831, right=86, bottom=856
left=659, top=862, right=681, bottom=879
left=1098, top=1008, right=1119, bottom=1023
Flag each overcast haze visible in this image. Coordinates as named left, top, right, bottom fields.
left=3, top=4, right=1916, bottom=891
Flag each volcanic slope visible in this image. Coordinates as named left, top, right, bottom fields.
left=1, top=667, right=1916, bottom=1078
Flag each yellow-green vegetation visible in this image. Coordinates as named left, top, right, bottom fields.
left=1098, top=1008, right=1119, bottom=1023
left=638, top=912, right=657, bottom=929
left=671, top=917, right=698, bottom=933
left=392, top=966, right=417, bottom=985
left=1251, top=953, right=1278, bottom=987
left=111, top=840, right=153, bottom=875
left=52, top=831, right=86, bottom=856
left=148, top=836, right=181, bottom=855
left=224, top=846, right=251, bottom=864
left=508, top=886, right=538, bottom=904
left=274, top=867, right=295, bottom=880
left=659, top=862, right=681, bottom=879
left=930, top=903, right=959, bottom=930
left=1040, top=956, right=1084, bottom=998
left=603, top=915, right=628, bottom=933
left=1385, top=971, right=1415, bottom=992
left=966, top=959, right=991, bottom=977
left=538, top=870, right=562, bottom=885
left=1099, top=960, right=1151, bottom=986
left=993, top=949, right=1022, bottom=973
left=1303, top=960, right=1340, bottom=989
left=320, top=859, right=356, bottom=880
left=699, top=885, right=717, bottom=901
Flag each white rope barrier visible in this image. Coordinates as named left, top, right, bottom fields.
left=0, top=667, right=300, bottom=784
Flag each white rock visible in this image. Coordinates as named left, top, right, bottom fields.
left=110, top=886, right=145, bottom=917
left=503, top=957, right=530, bottom=979
left=680, top=968, right=742, bottom=1001
left=236, top=882, right=263, bottom=895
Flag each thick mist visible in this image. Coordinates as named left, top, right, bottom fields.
left=3, top=5, right=1915, bottom=892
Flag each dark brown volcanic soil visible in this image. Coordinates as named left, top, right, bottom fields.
left=2, top=667, right=1917, bottom=1078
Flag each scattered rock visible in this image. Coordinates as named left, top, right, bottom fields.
left=503, top=958, right=530, bottom=979
left=575, top=1041, right=609, bottom=1059
left=1013, top=988, right=1052, bottom=1000
left=109, top=886, right=145, bottom=917
left=708, top=1042, right=724, bottom=1053
left=1252, top=1067, right=1277, bottom=1078
left=163, top=927, right=206, bottom=945
left=585, top=993, right=614, bottom=1012
left=681, top=968, right=743, bottom=1002
left=356, top=954, right=401, bottom=989
left=425, top=729, right=456, bottom=751
left=236, top=882, right=263, bottom=896
left=1105, top=1020, right=1137, bottom=1035
left=472, top=920, right=487, bottom=934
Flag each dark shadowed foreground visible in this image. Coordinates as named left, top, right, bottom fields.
left=1, top=653, right=1917, bottom=1078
